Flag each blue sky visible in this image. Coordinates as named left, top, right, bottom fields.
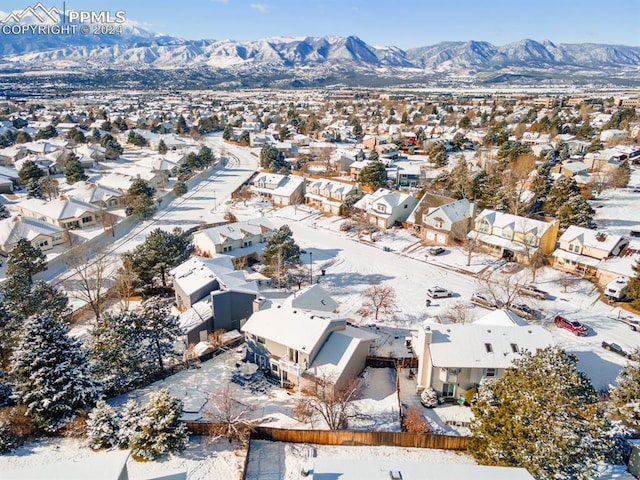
left=3, top=0, right=639, bottom=47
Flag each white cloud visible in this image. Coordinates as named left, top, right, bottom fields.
left=250, top=3, right=269, bottom=13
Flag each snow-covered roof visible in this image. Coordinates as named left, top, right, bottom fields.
left=66, top=181, right=124, bottom=204
left=170, top=256, right=258, bottom=298
left=178, top=299, right=213, bottom=333
left=426, top=198, right=473, bottom=224
left=310, top=325, right=378, bottom=379
left=194, top=218, right=274, bottom=245
left=308, top=457, right=535, bottom=480
left=18, top=196, right=99, bottom=220
left=282, top=284, right=339, bottom=313
left=307, top=178, right=357, bottom=197
left=354, top=188, right=413, bottom=211
left=242, top=307, right=345, bottom=354
left=473, top=309, right=529, bottom=327
left=251, top=172, right=305, bottom=197
left=0, top=215, right=63, bottom=247
left=3, top=448, right=131, bottom=480
left=474, top=209, right=555, bottom=237
left=425, top=323, right=554, bottom=369
left=559, top=225, right=625, bottom=254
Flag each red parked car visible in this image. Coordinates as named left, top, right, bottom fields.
left=554, top=315, right=588, bottom=336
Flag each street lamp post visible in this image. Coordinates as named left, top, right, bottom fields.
left=309, top=251, right=313, bottom=285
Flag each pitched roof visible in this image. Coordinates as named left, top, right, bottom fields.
left=0, top=215, right=63, bottom=247
left=193, top=218, right=274, bottom=245
left=475, top=209, right=555, bottom=236
left=559, top=225, right=625, bottom=254
left=425, top=323, right=554, bottom=369
left=282, top=284, right=339, bottom=313
left=18, top=196, right=99, bottom=220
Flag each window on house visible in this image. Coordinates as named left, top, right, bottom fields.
left=271, top=364, right=278, bottom=373
left=82, top=216, right=92, bottom=224
left=256, top=336, right=265, bottom=345
left=484, top=368, right=497, bottom=378
left=511, top=343, right=519, bottom=353
left=485, top=343, right=493, bottom=353
left=501, top=229, right=513, bottom=240
left=478, top=221, right=490, bottom=233
left=38, top=240, right=49, bottom=247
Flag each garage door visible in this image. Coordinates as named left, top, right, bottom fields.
left=426, top=231, right=435, bottom=241
left=436, top=234, right=446, bottom=244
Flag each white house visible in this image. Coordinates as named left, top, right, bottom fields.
left=353, top=188, right=418, bottom=229
left=242, top=301, right=377, bottom=392
left=414, top=315, right=554, bottom=399
left=0, top=215, right=65, bottom=255
left=250, top=172, right=305, bottom=206
left=16, top=196, right=100, bottom=230
left=305, top=179, right=359, bottom=215
left=193, top=218, right=274, bottom=259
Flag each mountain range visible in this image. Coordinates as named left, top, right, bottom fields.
left=1, top=16, right=639, bottom=88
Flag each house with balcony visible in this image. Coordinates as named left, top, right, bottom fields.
left=242, top=305, right=377, bottom=392
left=16, top=196, right=100, bottom=230
left=468, top=209, right=559, bottom=263
left=353, top=188, right=418, bottom=229
left=250, top=172, right=305, bottom=206
left=305, top=179, right=359, bottom=215
left=407, top=195, right=475, bottom=245
left=414, top=319, right=554, bottom=399
left=552, top=225, right=627, bottom=280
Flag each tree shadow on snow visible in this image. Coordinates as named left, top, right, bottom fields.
left=569, top=350, right=624, bottom=393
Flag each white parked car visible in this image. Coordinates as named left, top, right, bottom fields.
left=427, top=286, right=453, bottom=298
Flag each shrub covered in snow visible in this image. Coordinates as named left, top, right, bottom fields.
left=86, top=401, right=120, bottom=450
left=420, top=387, right=439, bottom=408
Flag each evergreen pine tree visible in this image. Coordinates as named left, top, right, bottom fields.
left=222, top=124, right=233, bottom=141
left=126, top=178, right=156, bottom=220
left=89, top=310, right=155, bottom=395
left=175, top=115, right=188, bottom=134
left=262, top=224, right=301, bottom=279
left=544, top=177, right=595, bottom=230
left=10, top=315, right=100, bottom=431
left=610, top=352, right=640, bottom=429
left=26, top=179, right=44, bottom=199
left=129, top=389, right=188, bottom=461
left=139, top=296, right=182, bottom=375
left=6, top=238, right=47, bottom=283
left=158, top=139, right=168, bottom=154
left=173, top=181, right=187, bottom=197
left=18, top=159, right=45, bottom=186
left=0, top=203, right=10, bottom=220
left=469, top=346, right=614, bottom=480
left=118, top=399, right=144, bottom=448
left=358, top=161, right=387, bottom=190
left=65, top=155, right=88, bottom=184
left=86, top=400, right=120, bottom=449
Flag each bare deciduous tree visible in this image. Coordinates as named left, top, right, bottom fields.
left=294, top=374, right=362, bottom=430
left=403, top=404, right=431, bottom=433
left=358, top=281, right=397, bottom=321
left=476, top=268, right=529, bottom=308
left=64, top=243, right=112, bottom=320
left=113, top=258, right=137, bottom=311
left=445, top=301, right=474, bottom=324
left=205, top=384, right=257, bottom=446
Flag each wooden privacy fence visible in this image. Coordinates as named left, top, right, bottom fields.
left=184, top=423, right=468, bottom=451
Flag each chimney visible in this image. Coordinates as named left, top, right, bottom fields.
left=252, top=296, right=266, bottom=313
left=423, top=325, right=432, bottom=344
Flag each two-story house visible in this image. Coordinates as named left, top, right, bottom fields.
left=251, top=172, right=306, bottom=206
left=408, top=195, right=475, bottom=245
left=192, top=218, right=274, bottom=262
left=552, top=225, right=627, bottom=280
left=305, top=179, right=359, bottom=215
left=353, top=188, right=418, bottom=229
left=414, top=315, right=554, bottom=399
left=66, top=181, right=126, bottom=210
left=468, top=209, right=559, bottom=263
left=242, top=304, right=377, bottom=392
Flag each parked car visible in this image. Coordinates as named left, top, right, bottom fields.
left=509, top=303, right=537, bottom=320
left=427, top=247, right=446, bottom=256
left=518, top=284, right=549, bottom=300
left=614, top=316, right=640, bottom=332
left=427, top=286, right=453, bottom=298
left=605, top=277, right=629, bottom=301
left=601, top=341, right=631, bottom=358
left=554, top=315, right=588, bottom=336
left=471, top=293, right=502, bottom=309
left=631, top=230, right=640, bottom=238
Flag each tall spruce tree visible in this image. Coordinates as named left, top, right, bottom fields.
left=469, top=346, right=614, bottom=480
left=358, top=161, right=387, bottom=190
left=65, top=155, right=89, bottom=184
left=6, top=238, right=47, bottom=283
left=139, top=296, right=182, bottom=375
left=610, top=353, right=640, bottom=429
left=86, top=400, right=120, bottom=449
left=10, top=315, right=100, bottom=431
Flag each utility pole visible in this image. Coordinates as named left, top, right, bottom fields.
left=309, top=251, right=313, bottom=285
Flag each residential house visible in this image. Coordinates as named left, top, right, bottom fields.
left=552, top=160, right=590, bottom=179
left=349, top=159, right=372, bottom=181
left=468, top=209, right=559, bottom=263
left=251, top=172, right=306, bottom=206
left=66, top=181, right=126, bottom=210
left=353, top=188, right=418, bottom=229
left=171, top=256, right=261, bottom=344
left=0, top=145, right=27, bottom=166
left=407, top=195, right=475, bottom=245
left=193, top=218, right=274, bottom=262
left=0, top=215, right=65, bottom=255
left=242, top=303, right=377, bottom=392
left=414, top=315, right=554, bottom=399
left=305, top=179, right=359, bottom=215
left=552, top=225, right=627, bottom=281
left=16, top=196, right=100, bottom=230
